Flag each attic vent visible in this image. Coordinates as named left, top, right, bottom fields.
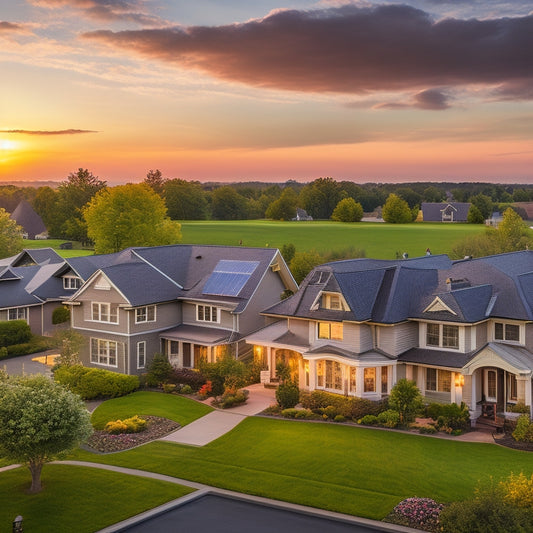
left=446, top=278, right=471, bottom=291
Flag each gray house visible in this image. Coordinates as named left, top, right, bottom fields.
left=247, top=251, right=533, bottom=421
left=421, top=202, right=470, bottom=222
left=67, top=244, right=297, bottom=374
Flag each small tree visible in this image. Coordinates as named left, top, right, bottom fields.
left=52, top=305, right=71, bottom=325
left=53, top=329, right=85, bottom=367
left=0, top=207, right=24, bottom=259
left=388, top=379, right=423, bottom=424
left=290, top=250, right=322, bottom=284
left=145, top=353, right=173, bottom=387
left=0, top=375, right=92, bottom=493
left=382, top=194, right=412, bottom=224
left=331, top=198, right=364, bottom=222
left=467, top=204, right=484, bottom=224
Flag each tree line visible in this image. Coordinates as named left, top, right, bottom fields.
left=2, top=170, right=533, bottom=246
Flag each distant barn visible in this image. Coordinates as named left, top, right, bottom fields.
left=9, top=200, right=48, bottom=239
left=421, top=202, right=470, bottom=223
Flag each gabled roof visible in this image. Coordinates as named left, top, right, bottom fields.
left=421, top=202, right=470, bottom=222
left=11, top=248, right=63, bottom=267
left=9, top=200, right=47, bottom=239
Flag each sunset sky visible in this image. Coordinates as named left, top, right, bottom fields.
left=1, top=1, right=532, bottom=184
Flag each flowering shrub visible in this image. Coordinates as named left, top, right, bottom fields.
left=198, top=380, right=213, bottom=398
left=512, top=414, right=533, bottom=442
left=500, top=472, right=533, bottom=509
left=104, top=415, right=147, bottom=435
left=391, top=497, right=444, bottom=532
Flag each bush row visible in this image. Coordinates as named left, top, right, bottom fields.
left=54, top=365, right=140, bottom=400
left=0, top=320, right=32, bottom=347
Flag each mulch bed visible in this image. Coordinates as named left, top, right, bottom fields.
left=494, top=433, right=533, bottom=452
left=84, top=416, right=180, bottom=454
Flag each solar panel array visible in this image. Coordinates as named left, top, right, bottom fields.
left=202, top=260, right=260, bottom=296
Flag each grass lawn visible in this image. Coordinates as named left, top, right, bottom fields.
left=90, top=391, right=213, bottom=429
left=69, top=416, right=533, bottom=521
left=0, top=464, right=193, bottom=533
left=180, top=220, right=486, bottom=259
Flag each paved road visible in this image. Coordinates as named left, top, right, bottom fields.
left=0, top=351, right=55, bottom=377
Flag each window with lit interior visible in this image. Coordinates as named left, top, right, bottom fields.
left=318, top=322, right=343, bottom=340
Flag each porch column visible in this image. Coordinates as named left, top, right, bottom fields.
left=519, top=375, right=533, bottom=417
left=308, top=360, right=316, bottom=391
left=356, top=366, right=364, bottom=398
left=470, top=372, right=477, bottom=412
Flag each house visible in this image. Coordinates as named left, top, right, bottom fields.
left=66, top=244, right=297, bottom=375
left=0, top=248, right=92, bottom=336
left=292, top=208, right=313, bottom=221
left=486, top=212, right=503, bottom=227
left=9, top=200, right=48, bottom=239
left=247, top=251, right=533, bottom=421
left=421, top=202, right=470, bottom=222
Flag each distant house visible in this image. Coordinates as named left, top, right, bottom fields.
left=513, top=202, right=533, bottom=221
left=486, top=212, right=503, bottom=227
left=421, top=202, right=470, bottom=223
left=292, top=208, right=313, bottom=221
left=9, top=200, right=47, bottom=239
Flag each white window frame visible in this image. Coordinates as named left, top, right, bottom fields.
left=0, top=307, right=29, bottom=322
left=135, top=305, right=156, bottom=324
left=63, top=276, right=81, bottom=290
left=317, top=322, right=343, bottom=340
left=91, top=302, right=118, bottom=324
left=197, top=305, right=219, bottom=323
left=424, top=323, right=460, bottom=350
left=137, top=341, right=146, bottom=369
left=90, top=338, right=118, bottom=367
left=425, top=367, right=452, bottom=393
left=493, top=321, right=523, bottom=345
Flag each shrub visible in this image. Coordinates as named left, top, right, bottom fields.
left=104, top=415, right=146, bottom=434
left=54, top=365, right=139, bottom=400
left=377, top=409, right=400, bottom=428
left=299, top=390, right=386, bottom=420
left=425, top=402, right=444, bottom=420
left=6, top=338, right=55, bottom=357
left=0, top=347, right=8, bottom=359
left=388, top=379, right=423, bottom=424
left=359, top=414, right=379, bottom=426
left=145, top=353, right=173, bottom=387
left=436, top=403, right=471, bottom=431
left=52, top=306, right=70, bottom=325
left=509, top=402, right=530, bottom=414
left=0, top=320, right=32, bottom=347
left=199, top=354, right=247, bottom=397
left=161, top=383, right=176, bottom=393
left=390, top=497, right=444, bottom=532
left=168, top=367, right=206, bottom=391
left=419, top=425, right=438, bottom=434
left=323, top=405, right=339, bottom=420
left=501, top=472, right=533, bottom=509
left=334, top=414, right=346, bottom=423
left=180, top=384, right=193, bottom=395
left=275, top=381, right=300, bottom=409
left=216, top=390, right=248, bottom=409
left=512, top=414, right=533, bottom=442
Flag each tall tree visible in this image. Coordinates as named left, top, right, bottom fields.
left=382, top=194, right=412, bottom=223
left=164, top=179, right=208, bottom=220
left=210, top=186, right=248, bottom=220
left=144, top=169, right=166, bottom=197
left=32, top=186, right=58, bottom=230
left=84, top=183, right=181, bottom=254
left=331, top=197, right=364, bottom=222
left=299, top=177, right=344, bottom=219
left=265, top=187, right=298, bottom=220
left=51, top=168, right=106, bottom=241
left=0, top=208, right=24, bottom=259
left=0, top=374, right=92, bottom=493
left=470, top=193, right=493, bottom=220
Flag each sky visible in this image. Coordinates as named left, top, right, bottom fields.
left=1, top=1, right=532, bottom=185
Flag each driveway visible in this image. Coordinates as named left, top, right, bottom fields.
left=1, top=351, right=57, bottom=377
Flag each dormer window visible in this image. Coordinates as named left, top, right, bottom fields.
left=319, top=292, right=349, bottom=311
left=63, top=276, right=81, bottom=290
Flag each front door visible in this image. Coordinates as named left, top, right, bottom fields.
left=484, top=368, right=498, bottom=402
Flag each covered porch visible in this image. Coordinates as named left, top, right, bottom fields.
left=461, top=342, right=533, bottom=421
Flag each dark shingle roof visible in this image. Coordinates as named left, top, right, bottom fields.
left=10, top=200, right=47, bottom=239
left=398, top=348, right=476, bottom=369
left=421, top=202, right=471, bottom=222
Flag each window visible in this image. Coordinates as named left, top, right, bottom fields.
left=137, top=341, right=146, bottom=369
left=350, top=367, right=357, bottom=393
left=318, top=322, right=343, bottom=340
left=426, top=368, right=451, bottom=393
left=0, top=307, right=28, bottom=322
left=425, top=323, right=459, bottom=349
left=507, top=374, right=518, bottom=402
left=197, top=305, right=218, bottom=323
left=494, top=322, right=520, bottom=343
left=324, top=361, right=343, bottom=390
left=90, top=338, right=117, bottom=367
left=135, top=305, right=156, bottom=323
left=317, top=360, right=324, bottom=387
left=321, top=293, right=345, bottom=310
left=91, top=302, right=118, bottom=323
left=63, top=276, right=81, bottom=290
left=381, top=366, right=388, bottom=394
left=364, top=368, right=376, bottom=393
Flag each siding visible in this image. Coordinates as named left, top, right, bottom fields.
left=182, top=302, right=233, bottom=330
left=128, top=331, right=162, bottom=375
left=378, top=322, right=418, bottom=356
left=28, top=305, right=42, bottom=336
left=476, top=322, right=488, bottom=348
left=526, top=323, right=533, bottom=352
left=343, top=323, right=373, bottom=353
left=129, top=302, right=180, bottom=334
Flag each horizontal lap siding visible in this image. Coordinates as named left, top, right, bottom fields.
left=378, top=322, right=418, bottom=356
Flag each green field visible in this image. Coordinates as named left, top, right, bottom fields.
left=179, top=221, right=486, bottom=259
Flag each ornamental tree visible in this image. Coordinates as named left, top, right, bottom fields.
left=0, top=375, right=92, bottom=493
left=331, top=197, right=364, bottom=222
left=388, top=378, right=423, bottom=424
left=84, top=183, right=181, bottom=253
left=382, top=194, right=412, bottom=224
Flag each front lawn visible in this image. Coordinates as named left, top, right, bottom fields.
left=90, top=391, right=213, bottom=429
left=0, top=464, right=193, bottom=533
left=70, top=416, right=533, bottom=521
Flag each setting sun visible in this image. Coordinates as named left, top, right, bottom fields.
left=0, top=139, right=17, bottom=151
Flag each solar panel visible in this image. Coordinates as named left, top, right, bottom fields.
left=203, top=260, right=259, bottom=296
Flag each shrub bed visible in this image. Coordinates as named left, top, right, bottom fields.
left=167, top=367, right=207, bottom=391
left=54, top=365, right=140, bottom=400
left=0, top=320, right=31, bottom=347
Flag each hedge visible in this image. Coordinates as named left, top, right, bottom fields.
left=0, top=320, right=32, bottom=347
left=54, top=365, right=140, bottom=400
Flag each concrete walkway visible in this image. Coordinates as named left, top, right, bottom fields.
left=160, top=383, right=276, bottom=446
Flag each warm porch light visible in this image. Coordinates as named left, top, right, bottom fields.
left=455, top=374, right=464, bottom=387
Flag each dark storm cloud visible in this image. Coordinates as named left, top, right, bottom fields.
left=82, top=4, right=533, bottom=96
left=4, top=129, right=97, bottom=135
left=0, top=21, right=25, bottom=32
left=413, top=89, right=450, bottom=110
